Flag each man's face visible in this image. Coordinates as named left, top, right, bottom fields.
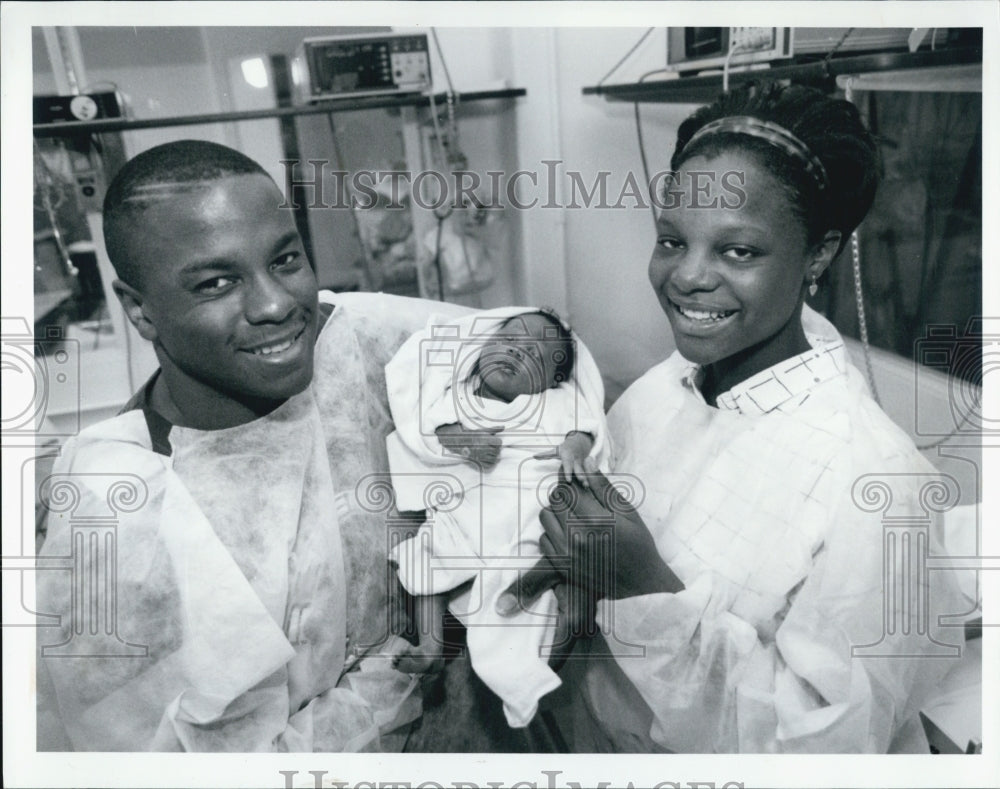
left=121, top=173, right=319, bottom=412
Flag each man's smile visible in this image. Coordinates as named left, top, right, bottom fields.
left=239, top=320, right=308, bottom=359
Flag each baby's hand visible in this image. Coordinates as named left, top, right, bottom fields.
left=535, top=431, right=596, bottom=486
left=435, top=423, right=504, bottom=469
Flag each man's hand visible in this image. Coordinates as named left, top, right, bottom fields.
left=435, top=423, right=504, bottom=469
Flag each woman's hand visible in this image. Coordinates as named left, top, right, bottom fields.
left=546, top=581, right=600, bottom=671
left=435, top=422, right=503, bottom=469
left=497, top=469, right=684, bottom=617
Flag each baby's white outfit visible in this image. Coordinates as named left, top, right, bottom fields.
left=385, top=307, right=608, bottom=727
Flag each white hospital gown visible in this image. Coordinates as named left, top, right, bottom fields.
left=385, top=307, right=609, bottom=728
left=566, top=307, right=966, bottom=753
left=35, top=293, right=437, bottom=751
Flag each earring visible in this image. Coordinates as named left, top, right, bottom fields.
left=808, top=276, right=818, bottom=297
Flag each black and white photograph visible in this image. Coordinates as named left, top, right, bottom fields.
left=2, top=2, right=997, bottom=788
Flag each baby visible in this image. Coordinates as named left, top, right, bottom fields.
left=384, top=307, right=608, bottom=728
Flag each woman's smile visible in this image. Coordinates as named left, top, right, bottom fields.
left=667, top=296, right=739, bottom=329
left=649, top=151, right=819, bottom=385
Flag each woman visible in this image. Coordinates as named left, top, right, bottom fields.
left=501, top=82, right=965, bottom=753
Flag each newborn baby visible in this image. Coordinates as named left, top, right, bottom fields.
left=384, top=307, right=608, bottom=727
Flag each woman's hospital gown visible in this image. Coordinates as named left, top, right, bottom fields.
left=565, top=307, right=968, bottom=753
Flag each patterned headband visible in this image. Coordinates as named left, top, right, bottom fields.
left=684, top=116, right=829, bottom=191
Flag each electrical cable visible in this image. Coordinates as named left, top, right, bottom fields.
left=430, top=29, right=464, bottom=165
left=822, top=28, right=855, bottom=76
left=33, top=145, right=67, bottom=216
left=633, top=102, right=657, bottom=227
left=639, top=68, right=671, bottom=83
left=842, top=77, right=978, bottom=450
left=724, top=29, right=788, bottom=94
left=427, top=91, right=449, bottom=171
left=633, top=69, right=673, bottom=228
left=433, top=213, right=447, bottom=300
left=841, top=78, right=882, bottom=409
left=426, top=32, right=481, bottom=301
left=425, top=90, right=454, bottom=300
left=326, top=112, right=381, bottom=290
left=849, top=228, right=882, bottom=408
left=33, top=138, right=77, bottom=279
left=597, top=28, right=655, bottom=87
left=430, top=28, right=456, bottom=96
left=430, top=28, right=464, bottom=154
left=723, top=41, right=752, bottom=94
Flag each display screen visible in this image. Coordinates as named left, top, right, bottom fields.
left=685, top=28, right=727, bottom=56
left=668, top=27, right=731, bottom=66
left=313, top=42, right=393, bottom=92
left=303, top=35, right=430, bottom=97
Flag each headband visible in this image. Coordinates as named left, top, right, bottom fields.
left=684, top=116, right=829, bottom=191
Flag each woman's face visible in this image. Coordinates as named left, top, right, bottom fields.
left=649, top=150, right=821, bottom=376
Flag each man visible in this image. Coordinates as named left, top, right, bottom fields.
left=36, top=140, right=439, bottom=751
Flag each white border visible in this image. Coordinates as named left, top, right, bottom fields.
left=3, top=3, right=998, bottom=788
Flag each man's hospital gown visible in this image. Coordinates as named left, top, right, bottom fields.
left=35, top=292, right=462, bottom=752
left=563, top=306, right=968, bottom=752
left=384, top=307, right=609, bottom=728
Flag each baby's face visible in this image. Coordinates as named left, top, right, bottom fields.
left=475, top=313, right=568, bottom=403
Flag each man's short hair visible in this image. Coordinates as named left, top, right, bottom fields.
left=103, top=139, right=270, bottom=288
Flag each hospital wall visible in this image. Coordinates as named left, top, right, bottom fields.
left=513, top=29, right=692, bottom=401
left=503, top=27, right=982, bottom=490
left=39, top=26, right=965, bottom=425
left=33, top=26, right=686, bottom=408
left=33, top=27, right=402, bottom=298
left=386, top=26, right=692, bottom=399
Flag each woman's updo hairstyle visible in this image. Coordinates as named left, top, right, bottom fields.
left=671, top=81, right=879, bottom=252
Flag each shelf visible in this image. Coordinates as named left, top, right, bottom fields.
left=33, top=88, right=526, bottom=137
left=582, top=47, right=982, bottom=104
left=836, top=63, right=981, bottom=93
